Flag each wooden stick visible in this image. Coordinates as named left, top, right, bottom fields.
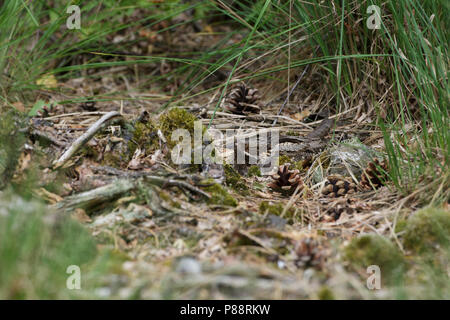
left=52, top=111, right=121, bottom=168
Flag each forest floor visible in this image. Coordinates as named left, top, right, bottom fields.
left=0, top=2, right=448, bottom=299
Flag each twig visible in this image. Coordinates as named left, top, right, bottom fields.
left=52, top=111, right=121, bottom=168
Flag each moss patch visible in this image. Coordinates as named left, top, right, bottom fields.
left=248, top=165, right=261, bottom=177
left=317, top=286, right=335, bottom=300
left=278, top=155, right=304, bottom=171
left=224, top=164, right=248, bottom=192
left=160, top=108, right=197, bottom=149
left=403, top=207, right=450, bottom=253
left=344, top=234, right=405, bottom=283
left=204, top=183, right=238, bottom=207
left=0, top=110, right=27, bottom=190
left=259, top=201, right=296, bottom=219
left=278, top=155, right=292, bottom=166
left=129, top=120, right=158, bottom=156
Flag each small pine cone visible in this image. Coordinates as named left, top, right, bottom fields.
left=322, top=175, right=357, bottom=198
left=360, top=159, right=388, bottom=190
left=224, top=84, right=260, bottom=115
left=294, top=237, right=324, bottom=269
left=268, top=164, right=303, bottom=195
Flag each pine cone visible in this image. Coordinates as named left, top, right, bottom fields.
left=360, top=159, right=388, bottom=190
left=224, top=84, right=260, bottom=115
left=322, top=175, right=357, bottom=198
left=268, top=164, right=303, bottom=195
left=294, top=237, right=325, bottom=269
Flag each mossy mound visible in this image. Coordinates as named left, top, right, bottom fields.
left=204, top=183, right=238, bottom=207
left=403, top=207, right=450, bottom=253
left=160, top=108, right=197, bottom=148
left=344, top=234, right=405, bottom=283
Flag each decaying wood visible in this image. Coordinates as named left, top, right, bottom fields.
left=53, top=178, right=135, bottom=212
left=54, top=171, right=211, bottom=213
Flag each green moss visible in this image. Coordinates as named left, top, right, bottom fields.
left=204, top=183, right=238, bottom=207
left=277, top=156, right=304, bottom=171
left=317, top=286, right=335, bottom=300
left=259, top=201, right=296, bottom=219
left=159, top=190, right=181, bottom=209
left=394, top=219, right=408, bottom=234
left=159, top=108, right=197, bottom=148
left=403, top=207, right=450, bottom=253
left=0, top=110, right=27, bottom=190
left=129, top=120, right=158, bottom=156
left=224, top=164, right=248, bottom=192
left=344, top=234, right=405, bottom=283
left=278, top=155, right=292, bottom=166
left=248, top=165, right=261, bottom=177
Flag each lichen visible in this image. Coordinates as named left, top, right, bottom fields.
left=204, top=183, right=238, bottom=207
left=403, top=207, right=450, bottom=253
left=344, top=234, right=405, bottom=283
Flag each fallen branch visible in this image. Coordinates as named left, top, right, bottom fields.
left=53, top=178, right=135, bottom=213
left=52, top=111, right=122, bottom=169
left=91, top=165, right=211, bottom=199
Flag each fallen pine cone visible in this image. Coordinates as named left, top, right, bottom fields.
left=360, top=159, right=388, bottom=190
left=224, top=84, right=260, bottom=115
left=294, top=237, right=325, bottom=269
left=268, top=164, right=303, bottom=196
left=322, top=175, right=357, bottom=198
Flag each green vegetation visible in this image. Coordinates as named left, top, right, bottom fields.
left=0, top=194, right=99, bottom=299
left=403, top=207, right=450, bottom=253
left=248, top=165, right=262, bottom=177
left=204, top=183, right=238, bottom=207
left=259, top=201, right=296, bottom=220
left=224, top=164, right=248, bottom=192
left=344, top=234, right=405, bottom=284
left=160, top=108, right=197, bottom=148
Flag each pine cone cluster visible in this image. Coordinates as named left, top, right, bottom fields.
left=322, top=175, right=357, bottom=198
left=224, top=84, right=260, bottom=115
left=294, top=237, right=325, bottom=269
left=268, top=164, right=303, bottom=196
left=360, top=159, right=388, bottom=190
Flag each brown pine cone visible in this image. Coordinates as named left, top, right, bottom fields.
left=322, top=175, right=357, bottom=198
left=268, top=164, right=303, bottom=196
left=294, top=237, right=325, bottom=269
left=224, top=84, right=260, bottom=115
left=360, top=159, right=388, bottom=190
